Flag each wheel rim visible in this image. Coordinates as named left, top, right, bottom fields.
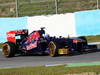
left=48, top=41, right=56, bottom=56
left=2, top=44, right=10, bottom=56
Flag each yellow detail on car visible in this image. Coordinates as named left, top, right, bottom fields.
left=58, top=48, right=70, bottom=54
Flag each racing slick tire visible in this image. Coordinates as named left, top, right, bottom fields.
left=48, top=41, right=58, bottom=57
left=2, top=42, right=16, bottom=57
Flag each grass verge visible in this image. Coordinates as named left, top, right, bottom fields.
left=0, top=65, right=100, bottom=75
left=0, top=0, right=98, bottom=17
left=86, top=35, right=100, bottom=43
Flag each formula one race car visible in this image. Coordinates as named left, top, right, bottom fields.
left=2, top=28, right=88, bottom=57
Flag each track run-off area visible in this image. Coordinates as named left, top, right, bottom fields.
left=0, top=48, right=100, bottom=68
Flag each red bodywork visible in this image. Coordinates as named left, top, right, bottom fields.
left=6, top=29, right=44, bottom=50
left=7, top=30, right=28, bottom=43
left=23, top=31, right=41, bottom=50
left=27, top=32, right=40, bottom=41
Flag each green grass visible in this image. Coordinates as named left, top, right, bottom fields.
left=18, top=0, right=98, bottom=16
left=86, top=35, right=100, bottom=43
left=0, top=0, right=15, bottom=3
left=0, top=0, right=99, bottom=17
left=0, top=65, right=100, bottom=75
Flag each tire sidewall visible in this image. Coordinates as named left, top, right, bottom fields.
left=2, top=42, right=16, bottom=57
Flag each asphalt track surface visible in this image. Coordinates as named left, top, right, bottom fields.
left=0, top=49, right=100, bottom=68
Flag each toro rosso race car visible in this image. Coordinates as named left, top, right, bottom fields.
left=2, top=28, right=87, bottom=57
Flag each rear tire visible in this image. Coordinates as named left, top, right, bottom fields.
left=48, top=41, right=58, bottom=57
left=2, top=42, right=16, bottom=57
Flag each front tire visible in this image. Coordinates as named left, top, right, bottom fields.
left=2, top=42, right=16, bottom=57
left=48, top=41, right=58, bottom=57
